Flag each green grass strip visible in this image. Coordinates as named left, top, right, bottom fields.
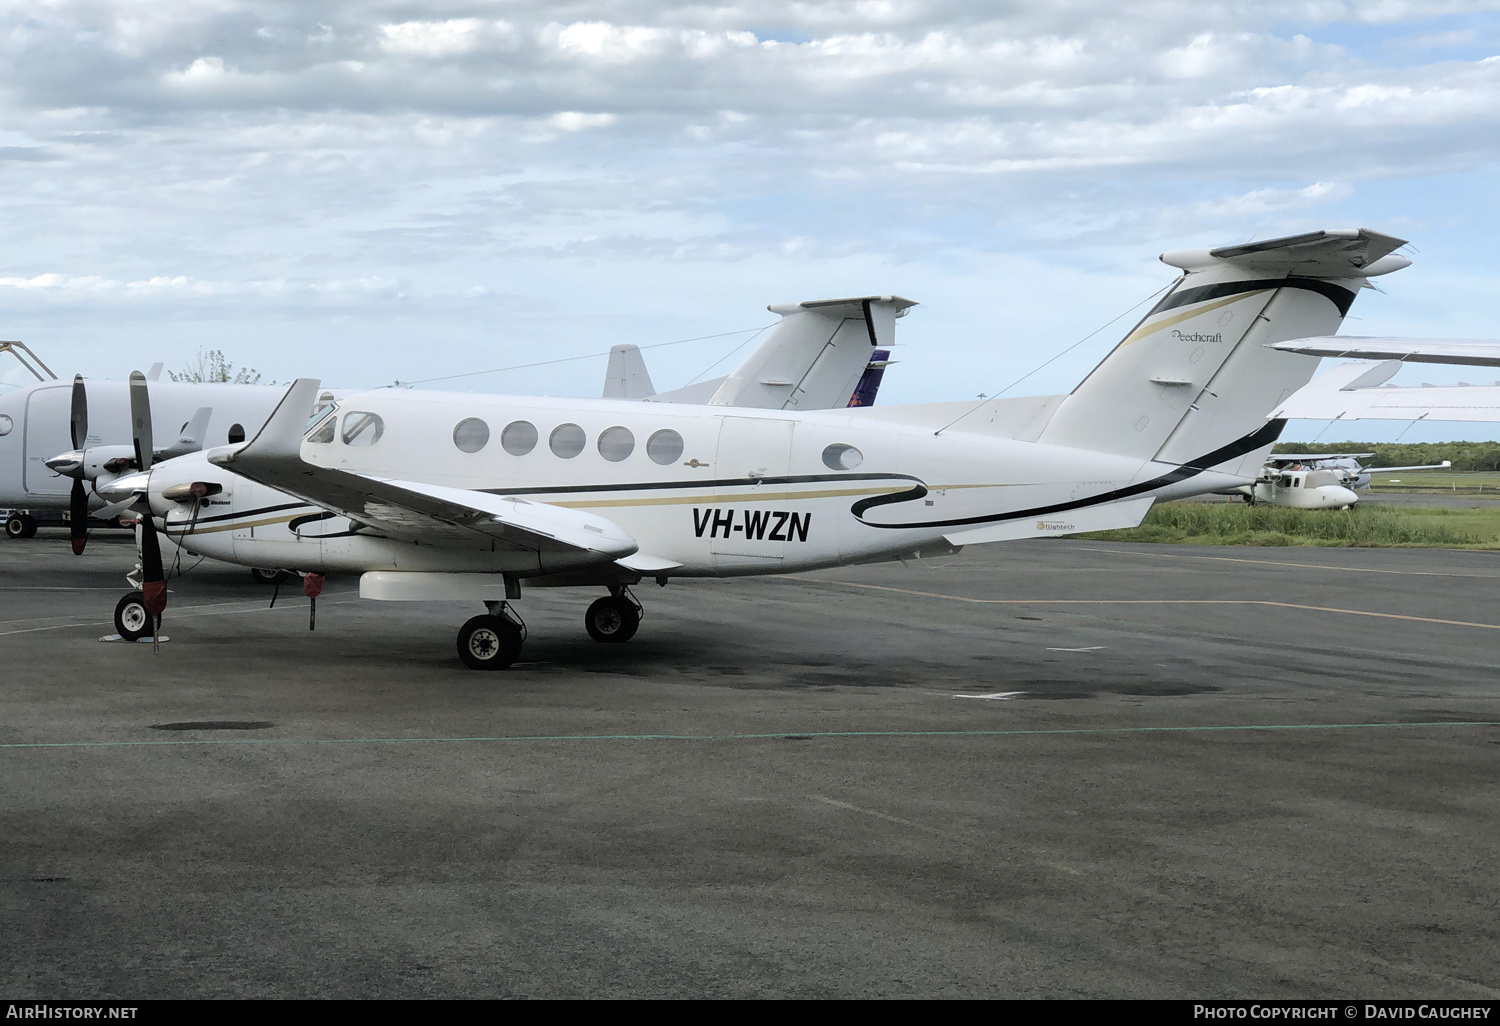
left=3, top=721, right=1496, bottom=750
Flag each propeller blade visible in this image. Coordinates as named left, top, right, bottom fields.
left=69, top=479, right=89, bottom=555
left=70, top=374, right=88, bottom=450
left=129, top=370, right=153, bottom=471
left=140, top=517, right=167, bottom=617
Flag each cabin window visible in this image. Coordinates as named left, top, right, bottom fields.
left=453, top=418, right=490, bottom=453
left=549, top=423, right=586, bottom=459
left=501, top=420, right=538, bottom=456
left=0, top=414, right=11, bottom=436
left=822, top=443, right=863, bottom=471
left=597, top=426, right=634, bottom=462
left=341, top=411, right=384, bottom=447
left=646, top=429, right=683, bottom=466
left=228, top=423, right=245, bottom=444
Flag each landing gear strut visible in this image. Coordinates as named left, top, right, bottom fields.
left=585, top=587, right=642, bottom=644
left=456, top=601, right=526, bottom=670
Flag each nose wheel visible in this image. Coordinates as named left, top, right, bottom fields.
left=114, top=591, right=151, bottom=642
left=585, top=590, right=641, bottom=644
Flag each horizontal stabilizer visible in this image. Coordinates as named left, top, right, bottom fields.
left=1163, top=228, right=1410, bottom=278
left=647, top=376, right=727, bottom=405
left=1271, top=336, right=1500, bottom=367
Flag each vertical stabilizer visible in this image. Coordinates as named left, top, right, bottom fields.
left=1037, top=228, right=1409, bottom=472
left=710, top=296, right=915, bottom=410
left=603, top=345, right=656, bottom=399
left=847, top=349, right=894, bottom=407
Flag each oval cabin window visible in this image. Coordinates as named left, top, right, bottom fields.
left=822, top=443, right=863, bottom=471
left=453, top=418, right=490, bottom=453
left=501, top=420, right=538, bottom=456
left=341, top=412, right=384, bottom=447
left=549, top=423, right=586, bottom=459
left=646, top=429, right=684, bottom=465
left=597, top=426, right=635, bottom=462
left=227, top=423, right=245, bottom=444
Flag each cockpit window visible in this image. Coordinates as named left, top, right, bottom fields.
left=341, top=411, right=384, bottom=447
left=306, top=410, right=337, bottom=444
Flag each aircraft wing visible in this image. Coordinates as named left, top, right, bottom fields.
left=1271, top=336, right=1500, bottom=367
left=1270, top=361, right=1500, bottom=424
left=209, top=379, right=638, bottom=560
left=1366, top=462, right=1451, bottom=474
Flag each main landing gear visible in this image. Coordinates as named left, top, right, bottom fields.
left=457, top=602, right=527, bottom=671
left=454, top=586, right=645, bottom=670
left=585, top=587, right=642, bottom=644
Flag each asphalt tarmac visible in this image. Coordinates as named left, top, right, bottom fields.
left=3, top=531, right=1498, bottom=999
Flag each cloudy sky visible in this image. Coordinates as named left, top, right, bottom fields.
left=2, top=1, right=1499, bottom=439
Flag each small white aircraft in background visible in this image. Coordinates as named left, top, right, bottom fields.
left=1226, top=452, right=1451, bottom=508
left=0, top=353, right=309, bottom=546
left=95, top=228, right=1409, bottom=669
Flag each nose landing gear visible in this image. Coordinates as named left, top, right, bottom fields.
left=585, top=587, right=642, bottom=644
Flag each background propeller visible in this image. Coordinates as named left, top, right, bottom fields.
left=129, top=370, right=153, bottom=473
left=69, top=374, right=90, bottom=554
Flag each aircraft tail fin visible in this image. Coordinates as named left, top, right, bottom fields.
left=158, top=406, right=214, bottom=460
left=1036, top=228, right=1410, bottom=476
left=603, top=345, right=656, bottom=399
left=847, top=349, right=894, bottom=407
left=710, top=296, right=916, bottom=410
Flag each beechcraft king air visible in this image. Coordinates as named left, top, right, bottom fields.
left=97, top=228, right=1411, bottom=668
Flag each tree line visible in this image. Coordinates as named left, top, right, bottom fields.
left=1271, top=441, right=1500, bottom=472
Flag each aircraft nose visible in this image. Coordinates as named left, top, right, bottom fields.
left=44, top=451, right=85, bottom=478
left=1327, top=486, right=1359, bottom=507
left=97, top=469, right=150, bottom=504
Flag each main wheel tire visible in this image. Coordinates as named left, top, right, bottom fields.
left=456, top=614, right=522, bottom=670
left=114, top=591, right=151, bottom=642
left=585, top=596, right=640, bottom=644
left=6, top=514, right=37, bottom=539
left=250, top=568, right=287, bottom=585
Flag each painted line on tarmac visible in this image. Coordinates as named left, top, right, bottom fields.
left=818, top=580, right=1500, bottom=631
left=1087, top=546, right=1500, bottom=579
left=2, top=721, right=1496, bottom=750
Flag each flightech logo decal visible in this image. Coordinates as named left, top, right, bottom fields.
left=1036, top=521, right=1074, bottom=532
left=693, top=508, right=811, bottom=542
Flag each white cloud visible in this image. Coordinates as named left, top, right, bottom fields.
left=1, top=1, right=1499, bottom=406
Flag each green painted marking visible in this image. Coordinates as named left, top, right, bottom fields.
left=1, top=721, right=1496, bottom=750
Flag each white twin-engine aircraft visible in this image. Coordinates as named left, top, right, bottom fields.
left=99, top=228, right=1411, bottom=668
